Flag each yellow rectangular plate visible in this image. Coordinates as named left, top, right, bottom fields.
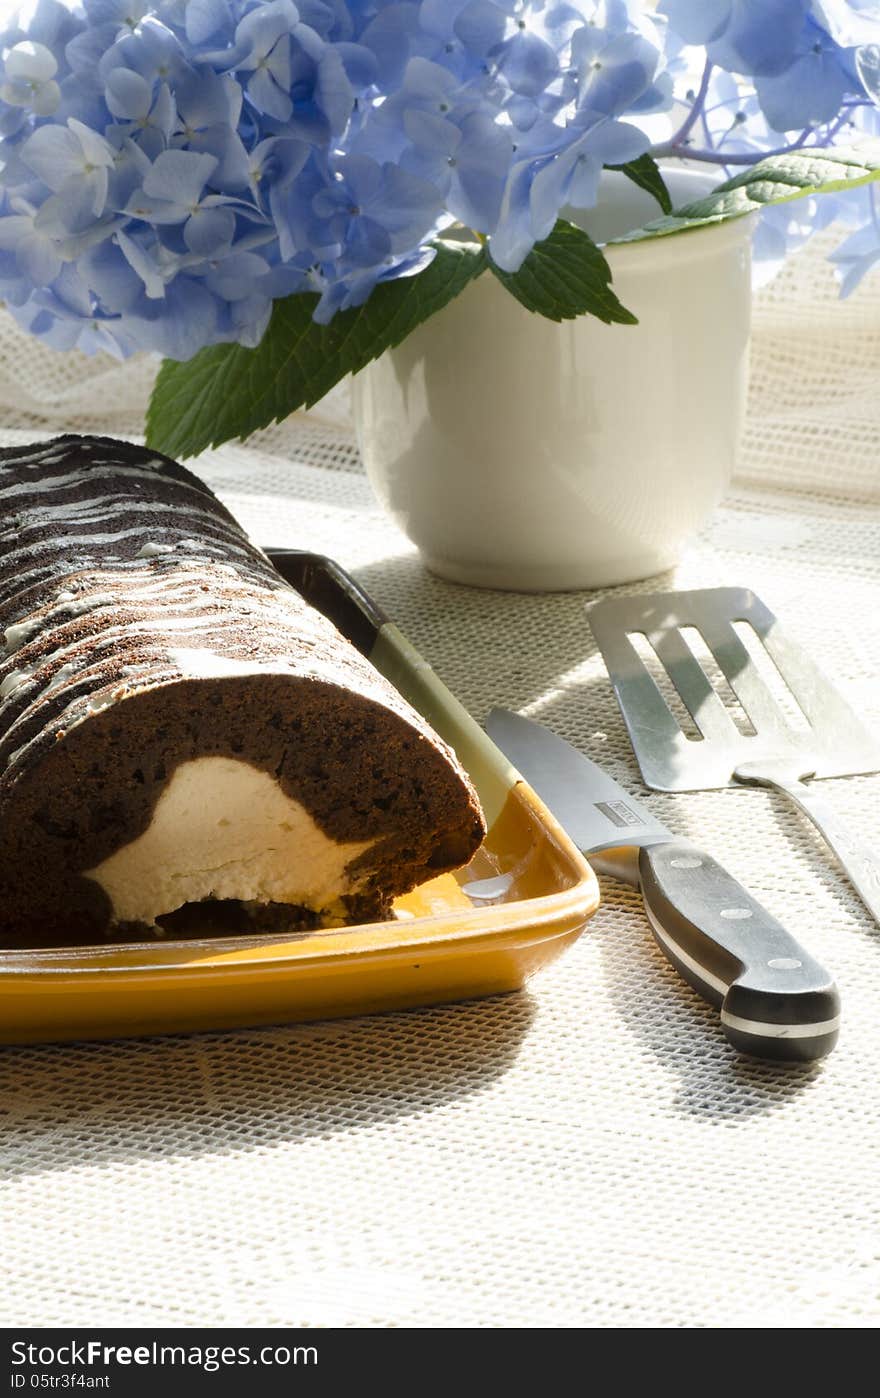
left=0, top=552, right=599, bottom=1044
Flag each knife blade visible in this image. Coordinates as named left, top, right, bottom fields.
left=486, top=708, right=840, bottom=1062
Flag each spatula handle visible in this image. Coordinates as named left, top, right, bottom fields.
left=736, top=763, right=880, bottom=929
left=638, top=842, right=840, bottom=1062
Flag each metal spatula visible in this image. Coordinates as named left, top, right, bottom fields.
left=589, top=587, right=880, bottom=926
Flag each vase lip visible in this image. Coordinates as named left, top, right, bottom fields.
left=569, top=162, right=755, bottom=269
left=602, top=208, right=756, bottom=270
left=440, top=162, right=754, bottom=271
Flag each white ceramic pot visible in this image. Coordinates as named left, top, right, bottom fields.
left=352, top=168, right=753, bottom=591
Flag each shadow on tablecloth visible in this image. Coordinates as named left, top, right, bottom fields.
left=0, top=990, right=536, bottom=1179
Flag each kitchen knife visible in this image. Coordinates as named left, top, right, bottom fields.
left=486, top=707, right=840, bottom=1062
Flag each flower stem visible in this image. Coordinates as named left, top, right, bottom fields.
left=651, top=131, right=814, bottom=167
left=666, top=59, right=713, bottom=151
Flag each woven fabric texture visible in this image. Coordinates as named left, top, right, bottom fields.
left=1, top=235, right=879, bottom=1329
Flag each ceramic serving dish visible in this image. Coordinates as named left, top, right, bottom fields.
left=0, top=551, right=599, bottom=1044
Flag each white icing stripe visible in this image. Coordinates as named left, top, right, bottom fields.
left=0, top=446, right=76, bottom=467
left=4, top=593, right=122, bottom=658
left=0, top=601, right=303, bottom=741
left=2, top=601, right=249, bottom=681
left=168, top=647, right=302, bottom=679
left=0, top=438, right=317, bottom=782
left=2, top=656, right=196, bottom=768
left=0, top=525, right=257, bottom=570
left=3, top=562, right=290, bottom=626
left=43, top=661, right=81, bottom=692
left=3, top=616, right=42, bottom=655
left=136, top=542, right=175, bottom=557
left=1, top=444, right=168, bottom=471
left=0, top=666, right=34, bottom=699
left=1, top=495, right=248, bottom=539
left=1, top=585, right=251, bottom=677
left=4, top=494, right=233, bottom=525
left=0, top=463, right=214, bottom=503
left=0, top=551, right=277, bottom=608
left=0, top=569, right=271, bottom=625
left=0, top=575, right=227, bottom=646
left=1, top=625, right=344, bottom=774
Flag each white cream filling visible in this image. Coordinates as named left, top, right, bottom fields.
left=85, top=756, right=376, bottom=927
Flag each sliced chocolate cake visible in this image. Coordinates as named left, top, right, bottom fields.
left=0, top=435, right=485, bottom=946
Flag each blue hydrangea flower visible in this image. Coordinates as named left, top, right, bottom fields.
left=659, top=1, right=808, bottom=78
left=0, top=0, right=875, bottom=360
left=657, top=2, right=880, bottom=295
left=0, top=41, right=62, bottom=116
left=755, top=15, right=857, bottom=129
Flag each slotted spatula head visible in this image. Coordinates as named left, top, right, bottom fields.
left=588, top=587, right=880, bottom=792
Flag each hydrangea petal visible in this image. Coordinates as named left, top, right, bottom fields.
left=142, top=149, right=218, bottom=204
left=345, top=214, right=393, bottom=265
left=116, top=227, right=166, bottom=297
left=125, top=274, right=222, bottom=359
left=359, top=5, right=421, bottom=87
left=658, top=0, right=731, bottom=45
left=446, top=111, right=511, bottom=229
left=35, top=174, right=110, bottom=235
left=81, top=239, right=145, bottom=311
left=203, top=251, right=271, bottom=298
left=499, top=31, right=560, bottom=98
left=176, top=70, right=238, bottom=130
left=247, top=64, right=293, bottom=121
left=5, top=40, right=58, bottom=82
left=334, top=40, right=379, bottom=90
left=317, top=47, right=355, bottom=134
left=18, top=232, right=63, bottom=285
left=105, top=67, right=153, bottom=120
left=0, top=215, right=32, bottom=252
left=453, top=0, right=508, bottom=55
left=489, top=160, right=538, bottom=271
left=756, top=49, right=850, bottom=130
left=183, top=203, right=236, bottom=255
left=339, top=152, right=385, bottom=205
left=372, top=163, right=443, bottom=240
left=185, top=0, right=234, bottom=48
left=20, top=125, right=83, bottom=191
left=403, top=108, right=460, bottom=155
left=707, top=0, right=808, bottom=79
left=811, top=0, right=880, bottom=48
left=15, top=78, right=61, bottom=117
left=577, top=33, right=660, bottom=117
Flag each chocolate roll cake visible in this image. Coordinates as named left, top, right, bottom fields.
left=0, top=435, right=485, bottom=946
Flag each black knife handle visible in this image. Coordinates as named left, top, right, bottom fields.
left=637, top=843, right=840, bottom=1062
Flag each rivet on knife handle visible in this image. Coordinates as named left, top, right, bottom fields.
left=637, top=843, right=841, bottom=1063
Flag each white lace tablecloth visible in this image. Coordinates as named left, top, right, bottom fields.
left=1, top=236, right=879, bottom=1330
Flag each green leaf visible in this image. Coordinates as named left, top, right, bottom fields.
left=146, top=239, right=487, bottom=459
left=607, top=153, right=673, bottom=214
left=613, top=143, right=880, bottom=244
left=489, top=219, right=637, bottom=325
